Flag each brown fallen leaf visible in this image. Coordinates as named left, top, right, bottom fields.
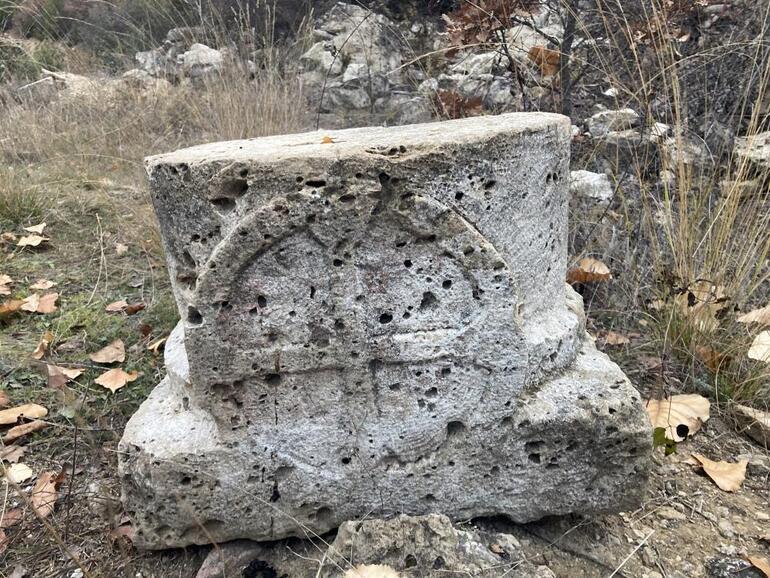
left=695, top=344, right=731, bottom=373
left=0, top=403, right=48, bottom=425
left=603, top=331, right=630, bottom=346
left=46, top=365, right=84, bottom=389
left=0, top=508, right=23, bottom=529
left=147, top=336, right=167, bottom=354
left=19, top=294, right=38, bottom=312
left=645, top=394, right=710, bottom=442
left=675, top=280, right=728, bottom=333
left=20, top=293, right=58, bottom=314
left=0, top=274, right=12, bottom=296
left=0, top=299, right=24, bottom=318
left=125, top=302, right=146, bottom=315
left=528, top=45, right=561, bottom=77
left=105, top=299, right=128, bottom=313
left=31, top=471, right=62, bottom=519
left=567, top=257, right=612, bottom=284
left=748, top=331, right=770, bottom=362
left=17, top=235, right=49, bottom=248
left=640, top=355, right=663, bottom=370
left=749, top=556, right=770, bottom=578
left=29, top=279, right=56, bottom=291
left=4, top=420, right=47, bottom=443
left=0, top=445, right=26, bottom=463
left=321, top=135, right=335, bottom=144
left=95, top=368, right=138, bottom=393
left=0, top=529, right=7, bottom=555
left=89, top=339, right=125, bottom=364
left=23, top=222, right=46, bottom=234
left=4, top=463, right=33, bottom=483
left=31, top=330, right=54, bottom=360
left=691, top=454, right=747, bottom=492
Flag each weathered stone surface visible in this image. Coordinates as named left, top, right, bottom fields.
left=119, top=113, right=651, bottom=549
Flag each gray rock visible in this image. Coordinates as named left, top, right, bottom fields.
left=300, top=41, right=342, bottom=75
left=586, top=108, right=640, bottom=137
left=135, top=47, right=175, bottom=78
left=375, top=93, right=433, bottom=126
left=179, top=43, right=223, bottom=79
left=120, top=113, right=651, bottom=549
left=569, top=170, right=614, bottom=253
left=734, top=131, right=770, bottom=171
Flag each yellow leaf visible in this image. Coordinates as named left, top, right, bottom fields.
left=32, top=330, right=54, bottom=360
left=603, top=331, right=630, bottom=346
left=105, top=299, right=128, bottom=313
left=31, top=471, right=61, bottom=519
left=645, top=394, right=710, bottom=442
left=748, top=556, right=770, bottom=578
left=737, top=303, right=770, bottom=326
left=4, top=463, right=33, bottom=484
left=748, top=331, right=770, bottom=362
left=695, top=344, right=730, bottom=373
left=528, top=45, right=561, bottom=77
left=0, top=299, right=24, bottom=318
left=4, top=420, right=47, bottom=443
left=147, top=336, right=167, bottom=354
left=321, top=135, right=335, bottom=144
left=566, top=257, right=612, bottom=284
left=95, top=368, right=138, bottom=392
left=17, top=235, right=49, bottom=248
left=0, top=403, right=48, bottom=425
left=29, top=279, right=56, bottom=290
left=23, top=222, right=46, bottom=234
left=89, top=339, right=125, bottom=364
left=691, top=454, right=747, bottom=492
left=344, top=565, right=402, bottom=578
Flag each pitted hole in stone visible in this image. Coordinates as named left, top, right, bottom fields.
left=305, top=179, right=327, bottom=188
left=424, top=493, right=436, bottom=502
left=341, top=456, right=351, bottom=465
left=442, top=279, right=452, bottom=289
left=221, top=178, right=248, bottom=197
left=525, top=441, right=545, bottom=453
left=404, top=555, right=418, bottom=568
left=517, top=419, right=531, bottom=428
left=446, top=420, right=466, bottom=437
left=455, top=192, right=464, bottom=201
left=403, top=311, right=411, bottom=319
left=257, top=295, right=267, bottom=308
left=425, top=387, right=438, bottom=398
left=264, top=373, right=281, bottom=385
left=338, top=194, right=356, bottom=203
left=419, top=291, right=438, bottom=310
left=333, top=258, right=344, bottom=267
left=484, top=179, right=496, bottom=190
left=528, top=453, right=541, bottom=464
left=440, top=367, right=452, bottom=377
left=379, top=312, right=393, bottom=324
left=416, top=233, right=437, bottom=244
left=211, top=197, right=237, bottom=213
left=187, top=306, right=203, bottom=326
left=312, top=506, right=333, bottom=526
left=180, top=476, right=192, bottom=486
left=403, top=259, right=413, bottom=268
left=310, top=286, right=317, bottom=299
left=388, top=383, right=400, bottom=391
left=433, top=557, right=446, bottom=569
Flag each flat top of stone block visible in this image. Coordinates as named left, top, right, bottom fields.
left=146, top=112, right=569, bottom=167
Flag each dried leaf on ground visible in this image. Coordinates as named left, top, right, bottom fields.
left=0, top=300, right=24, bottom=318
left=321, top=135, right=335, bottom=144
left=17, top=235, right=49, bottom=248
left=567, top=257, right=611, bottom=284
left=31, top=330, right=54, bottom=360
left=105, top=299, right=128, bottom=312
left=0, top=508, right=23, bottom=529
left=645, top=394, right=710, bottom=442
left=748, top=556, right=770, bottom=577
left=748, top=331, right=770, bottom=362
left=147, top=336, right=167, bottom=354
left=695, top=344, right=731, bottom=373
left=434, top=90, right=484, bottom=119
left=46, top=365, right=84, bottom=389
left=115, top=242, right=129, bottom=255
left=4, top=463, right=33, bottom=484
left=125, top=302, right=146, bottom=315
left=0, top=403, right=48, bottom=425
left=0, top=445, right=25, bottom=463
left=1, top=232, right=16, bottom=243
left=20, top=293, right=58, bottom=314
left=640, top=355, right=663, bottom=370
left=737, top=303, right=770, bottom=326
left=733, top=404, right=770, bottom=447
left=23, top=223, right=46, bottom=234
left=89, top=339, right=125, bottom=364
left=31, top=471, right=61, bottom=519
left=0, top=390, right=8, bottom=407
left=29, top=279, right=56, bottom=290
left=0, top=274, right=12, bottom=296
left=675, top=280, right=728, bottom=333
left=603, top=331, right=630, bottom=346
left=0, top=529, right=7, bottom=555
left=95, top=368, right=138, bottom=392
left=691, top=454, right=747, bottom=492
left=344, top=565, right=402, bottom=578
left=4, top=420, right=47, bottom=443
left=528, top=45, right=560, bottom=76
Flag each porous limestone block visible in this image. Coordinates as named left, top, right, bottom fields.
left=119, top=113, right=651, bottom=548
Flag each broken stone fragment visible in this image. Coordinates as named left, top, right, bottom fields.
left=120, top=113, right=651, bottom=549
